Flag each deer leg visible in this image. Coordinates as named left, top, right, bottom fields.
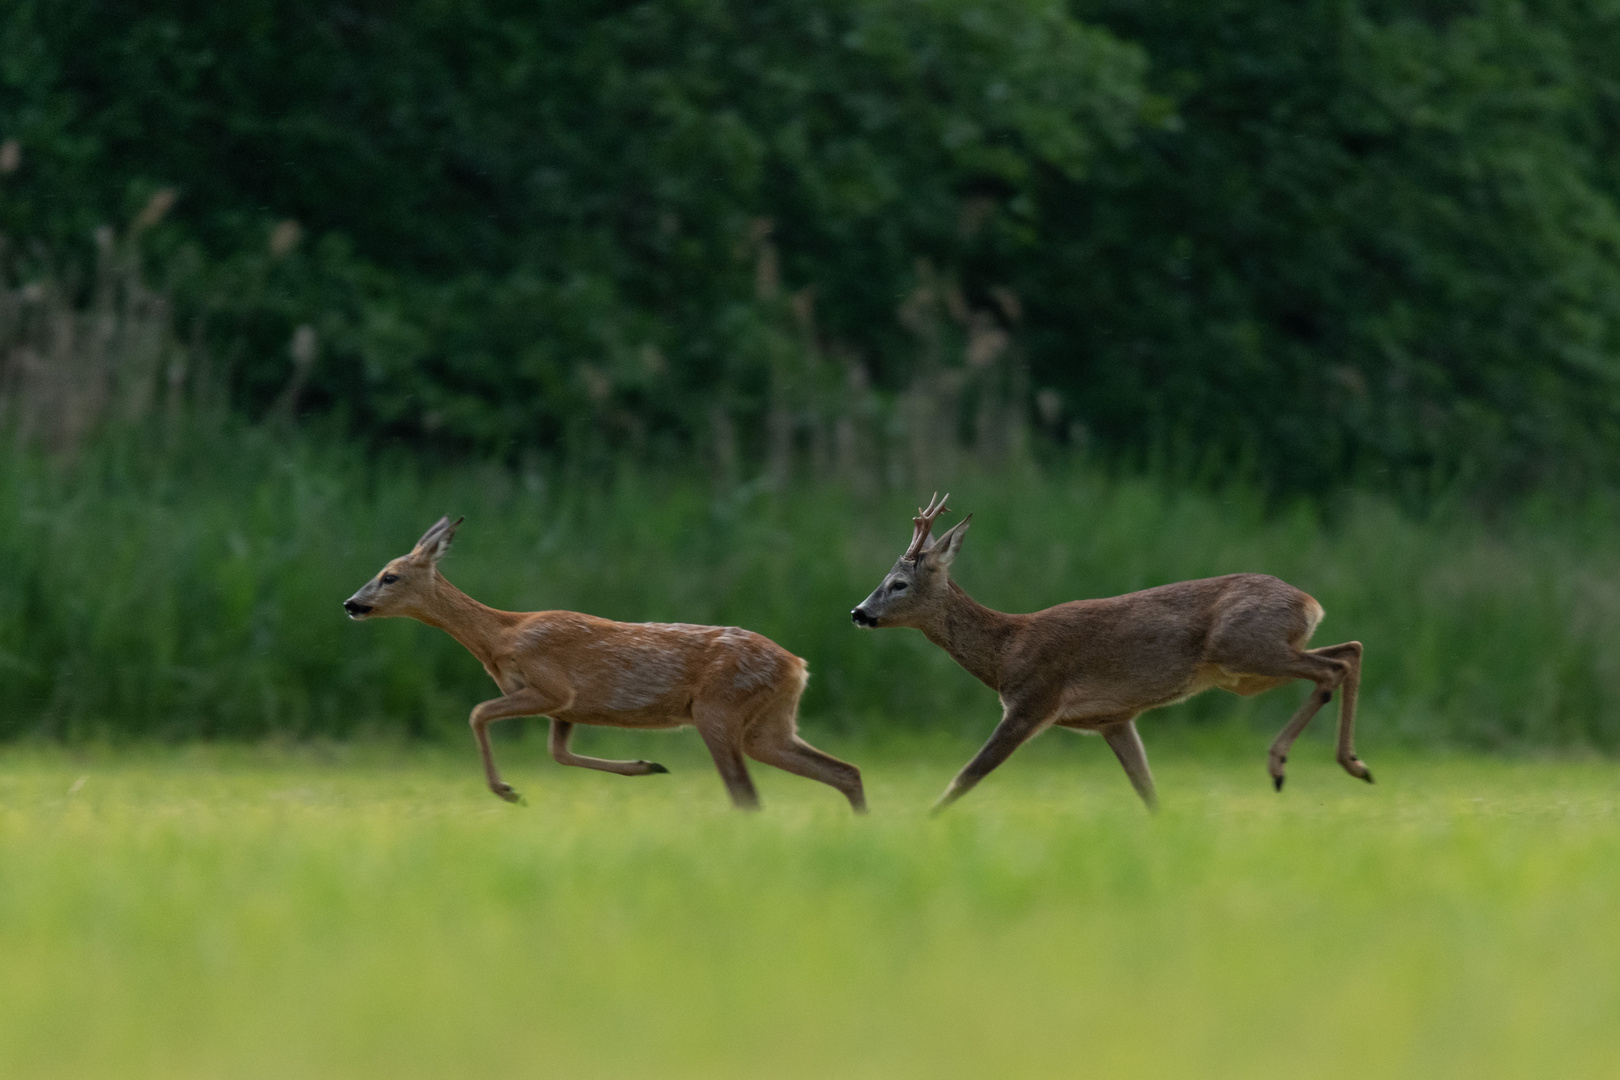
left=1259, top=650, right=1357, bottom=792
left=548, top=720, right=670, bottom=777
left=1100, top=718, right=1157, bottom=812
left=1267, top=691, right=1327, bottom=793
left=742, top=696, right=866, bottom=813
left=1207, top=627, right=1360, bottom=792
left=1313, top=641, right=1371, bottom=783
left=745, top=736, right=867, bottom=813
left=469, top=689, right=556, bottom=804
left=694, top=713, right=761, bottom=811
left=933, top=707, right=1050, bottom=815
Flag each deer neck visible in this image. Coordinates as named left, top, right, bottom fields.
left=919, top=581, right=1017, bottom=691
left=410, top=573, right=521, bottom=666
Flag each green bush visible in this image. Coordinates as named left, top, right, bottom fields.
left=0, top=0, right=1148, bottom=454
left=1046, top=0, right=1620, bottom=496
left=9, top=2, right=1620, bottom=494
left=4, top=423, right=1620, bottom=748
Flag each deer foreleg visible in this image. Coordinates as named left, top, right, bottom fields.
left=933, top=707, right=1050, bottom=815
left=1100, top=718, right=1157, bottom=812
left=547, top=720, right=670, bottom=777
left=469, top=689, right=556, bottom=803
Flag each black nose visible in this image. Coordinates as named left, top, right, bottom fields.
left=851, top=607, right=876, bottom=627
left=344, top=600, right=372, bottom=616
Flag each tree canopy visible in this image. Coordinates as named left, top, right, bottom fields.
left=4, top=0, right=1620, bottom=494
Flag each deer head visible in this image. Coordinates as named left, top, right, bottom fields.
left=343, top=515, right=463, bottom=619
left=851, top=493, right=971, bottom=629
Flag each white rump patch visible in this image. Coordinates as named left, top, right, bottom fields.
left=1303, top=596, right=1326, bottom=641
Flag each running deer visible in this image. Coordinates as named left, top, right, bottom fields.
left=851, top=495, right=1371, bottom=812
left=344, top=516, right=865, bottom=811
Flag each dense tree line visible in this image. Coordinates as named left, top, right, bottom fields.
left=3, top=0, right=1619, bottom=494
left=1064, top=0, right=1620, bottom=496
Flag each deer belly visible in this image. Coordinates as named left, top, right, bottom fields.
left=555, top=676, right=693, bottom=728
left=556, top=704, right=688, bottom=730
left=1055, top=665, right=1223, bottom=721
left=553, top=668, right=695, bottom=728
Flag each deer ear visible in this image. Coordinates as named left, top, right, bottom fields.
left=926, top=514, right=971, bottom=568
left=411, top=516, right=463, bottom=565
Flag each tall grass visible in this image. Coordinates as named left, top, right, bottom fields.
left=3, top=420, right=1620, bottom=749
left=0, top=190, right=230, bottom=455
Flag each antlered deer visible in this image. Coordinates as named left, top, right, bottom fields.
left=851, top=495, right=1371, bottom=812
left=345, top=516, right=865, bottom=811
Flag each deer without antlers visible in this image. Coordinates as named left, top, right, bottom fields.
left=344, top=516, right=865, bottom=811
left=851, top=494, right=1371, bottom=812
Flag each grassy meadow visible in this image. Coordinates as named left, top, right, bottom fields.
left=13, top=7, right=1620, bottom=1071
left=6, top=425, right=1620, bottom=1077
left=1, top=737, right=1617, bottom=1079
left=6, top=424, right=1620, bottom=748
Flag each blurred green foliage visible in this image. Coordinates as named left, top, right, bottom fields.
left=6, top=2, right=1620, bottom=492
left=1061, top=0, right=1620, bottom=496
left=0, top=0, right=1148, bottom=457
left=5, top=423, right=1620, bottom=746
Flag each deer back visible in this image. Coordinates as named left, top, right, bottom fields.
left=491, top=612, right=807, bottom=725
left=996, top=574, right=1323, bottom=714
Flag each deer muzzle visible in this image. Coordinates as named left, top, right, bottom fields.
left=343, top=598, right=373, bottom=618
left=851, top=606, right=879, bottom=628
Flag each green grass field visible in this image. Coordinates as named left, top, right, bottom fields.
left=3, top=734, right=1617, bottom=1079
left=12, top=424, right=1620, bottom=750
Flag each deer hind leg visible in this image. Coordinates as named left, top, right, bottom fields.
left=469, top=688, right=556, bottom=804
left=1316, top=641, right=1370, bottom=784
left=741, top=690, right=866, bottom=813
left=1244, top=647, right=1373, bottom=790
left=934, top=705, right=1051, bottom=815
left=548, top=720, right=670, bottom=777
left=1100, top=718, right=1157, bottom=812
left=693, top=707, right=761, bottom=811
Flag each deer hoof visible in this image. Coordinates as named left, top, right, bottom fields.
left=1340, top=757, right=1374, bottom=784
left=643, top=761, right=670, bottom=775
left=1272, top=775, right=1285, bottom=793
left=492, top=783, right=524, bottom=804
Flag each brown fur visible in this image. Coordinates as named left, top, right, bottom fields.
left=851, top=496, right=1371, bottom=812
left=346, top=517, right=864, bottom=810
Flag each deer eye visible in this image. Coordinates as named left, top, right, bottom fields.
left=381, top=573, right=400, bottom=585
left=890, top=580, right=908, bottom=592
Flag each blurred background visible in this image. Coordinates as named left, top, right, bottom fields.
left=3, top=0, right=1620, bottom=747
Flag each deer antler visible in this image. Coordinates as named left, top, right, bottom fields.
left=905, top=492, right=952, bottom=561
